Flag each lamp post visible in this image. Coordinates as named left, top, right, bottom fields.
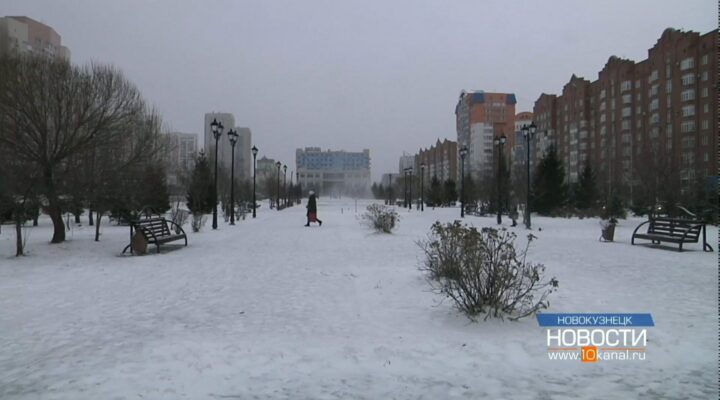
left=251, top=145, right=258, bottom=218
left=210, top=118, right=224, bottom=230
left=403, top=168, right=408, bottom=208
left=283, top=164, right=287, bottom=207
left=227, top=129, right=238, bottom=225
left=494, top=135, right=507, bottom=224
left=522, top=123, right=537, bottom=229
left=459, top=145, right=468, bottom=218
left=296, top=171, right=300, bottom=204
left=388, top=173, right=393, bottom=205
left=275, top=161, right=281, bottom=210
left=408, top=167, right=413, bottom=210
left=420, top=163, right=426, bottom=212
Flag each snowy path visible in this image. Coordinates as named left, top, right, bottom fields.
left=0, top=199, right=717, bottom=399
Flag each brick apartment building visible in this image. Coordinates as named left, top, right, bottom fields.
left=532, top=28, right=717, bottom=204
left=415, top=139, right=459, bottom=183
left=455, top=91, right=517, bottom=177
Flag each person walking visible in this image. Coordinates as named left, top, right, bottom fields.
left=305, top=191, right=322, bottom=226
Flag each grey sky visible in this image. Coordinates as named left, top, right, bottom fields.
left=3, top=0, right=716, bottom=180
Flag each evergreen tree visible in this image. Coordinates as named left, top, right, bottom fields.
left=443, top=179, right=458, bottom=205
left=532, top=145, right=568, bottom=215
left=428, top=176, right=443, bottom=206
left=186, top=151, right=215, bottom=215
left=575, top=161, right=597, bottom=210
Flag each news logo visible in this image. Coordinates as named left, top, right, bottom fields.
left=537, top=313, right=655, bottom=362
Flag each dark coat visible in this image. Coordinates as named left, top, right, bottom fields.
left=306, top=194, right=317, bottom=215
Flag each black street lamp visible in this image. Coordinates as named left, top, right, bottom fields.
left=522, top=122, right=537, bottom=229
left=403, top=168, right=408, bottom=208
left=420, top=162, right=426, bottom=212
left=227, top=129, right=238, bottom=225
left=210, top=118, right=224, bottom=230
left=494, top=135, right=507, bottom=224
left=283, top=164, right=287, bottom=207
left=459, top=145, right=468, bottom=218
left=289, top=169, right=293, bottom=206
left=251, top=145, right=258, bottom=218
left=296, top=171, right=300, bottom=204
left=275, top=161, right=281, bottom=210
left=408, top=167, right=413, bottom=210
left=387, top=173, right=393, bottom=205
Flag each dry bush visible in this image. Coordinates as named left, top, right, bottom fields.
left=361, top=204, right=399, bottom=233
left=419, top=221, right=558, bottom=321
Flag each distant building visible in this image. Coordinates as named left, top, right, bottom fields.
left=511, top=112, right=534, bottom=175
left=256, top=156, right=277, bottom=178
left=416, top=139, right=458, bottom=183
left=164, top=132, right=198, bottom=190
left=203, top=112, right=253, bottom=181
left=296, top=147, right=371, bottom=197
left=455, top=90, right=517, bottom=177
left=398, top=153, right=415, bottom=174
left=0, top=16, right=70, bottom=59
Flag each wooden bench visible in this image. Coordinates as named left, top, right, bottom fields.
left=631, top=217, right=713, bottom=252
left=122, top=217, right=187, bottom=255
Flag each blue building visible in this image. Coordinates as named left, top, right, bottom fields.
left=296, top=147, right=371, bottom=197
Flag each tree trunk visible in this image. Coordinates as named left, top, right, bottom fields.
left=15, top=215, right=24, bottom=256
left=33, top=214, right=38, bottom=226
left=45, top=169, right=65, bottom=243
left=74, top=213, right=81, bottom=224
left=89, top=209, right=94, bottom=226
left=95, top=212, right=102, bottom=242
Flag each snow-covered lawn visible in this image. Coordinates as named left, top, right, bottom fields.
left=1, top=199, right=717, bottom=399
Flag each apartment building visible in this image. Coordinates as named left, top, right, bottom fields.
left=203, top=112, right=253, bottom=181
left=455, top=91, right=517, bottom=177
left=0, top=16, right=70, bottom=59
left=415, top=139, right=458, bottom=183
left=533, top=28, right=717, bottom=201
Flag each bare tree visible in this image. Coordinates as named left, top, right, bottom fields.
left=0, top=54, right=147, bottom=243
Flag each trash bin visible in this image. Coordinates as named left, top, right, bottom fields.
left=599, top=220, right=616, bottom=242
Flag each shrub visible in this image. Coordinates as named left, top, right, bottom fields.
left=191, top=213, right=207, bottom=233
left=361, top=203, right=399, bottom=233
left=419, top=221, right=558, bottom=321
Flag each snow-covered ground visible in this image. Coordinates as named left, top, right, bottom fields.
left=0, top=198, right=717, bottom=399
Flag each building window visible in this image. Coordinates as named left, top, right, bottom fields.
left=702, top=87, right=709, bottom=97
left=622, top=107, right=632, bottom=117
left=702, top=54, right=709, bottom=65
left=702, top=120, right=709, bottom=130
left=666, top=80, right=672, bottom=93
left=681, top=121, right=696, bottom=132
left=650, top=113, right=660, bottom=124
left=680, top=57, right=695, bottom=70
left=681, top=105, right=695, bottom=117
left=622, top=94, right=632, bottom=104
left=681, top=89, right=695, bottom=101
left=622, top=120, right=631, bottom=130
left=649, top=70, right=659, bottom=82
left=681, top=73, right=695, bottom=86
left=635, top=80, right=641, bottom=89
left=701, top=71, right=708, bottom=81
left=621, top=80, right=632, bottom=91
left=649, top=99, right=659, bottom=111
left=649, top=84, right=659, bottom=97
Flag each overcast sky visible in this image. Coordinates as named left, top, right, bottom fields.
left=4, top=0, right=716, bottom=179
